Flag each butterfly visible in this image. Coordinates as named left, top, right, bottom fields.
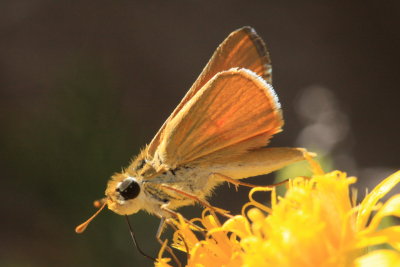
left=76, top=26, right=310, bottom=246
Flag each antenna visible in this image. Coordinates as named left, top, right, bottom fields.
left=124, top=215, right=156, bottom=262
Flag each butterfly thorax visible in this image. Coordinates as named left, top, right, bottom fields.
left=105, top=148, right=222, bottom=217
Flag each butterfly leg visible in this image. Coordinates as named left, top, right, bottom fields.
left=156, top=217, right=167, bottom=240
left=156, top=217, right=182, bottom=267
left=160, top=206, right=205, bottom=234
left=160, top=185, right=233, bottom=218
left=211, top=172, right=289, bottom=191
left=159, top=208, right=194, bottom=260
left=161, top=205, right=206, bottom=237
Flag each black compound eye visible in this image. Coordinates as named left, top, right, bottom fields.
left=116, top=178, right=140, bottom=200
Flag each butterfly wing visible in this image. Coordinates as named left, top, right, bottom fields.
left=153, top=68, right=283, bottom=169
left=210, top=147, right=310, bottom=180
left=147, top=27, right=272, bottom=156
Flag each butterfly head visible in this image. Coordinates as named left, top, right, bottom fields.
left=75, top=173, right=146, bottom=234
left=105, top=173, right=146, bottom=215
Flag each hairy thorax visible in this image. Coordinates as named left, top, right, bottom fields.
left=105, top=159, right=223, bottom=217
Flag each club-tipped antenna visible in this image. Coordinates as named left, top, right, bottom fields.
left=124, top=215, right=156, bottom=262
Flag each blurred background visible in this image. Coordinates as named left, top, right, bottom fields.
left=1, top=1, right=399, bottom=266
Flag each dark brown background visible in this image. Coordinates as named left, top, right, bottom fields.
left=1, top=1, right=399, bottom=266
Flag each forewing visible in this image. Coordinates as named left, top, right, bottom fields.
left=147, top=27, right=272, bottom=156
left=153, top=68, right=283, bottom=169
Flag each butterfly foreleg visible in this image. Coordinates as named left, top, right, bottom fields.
left=160, top=185, right=232, bottom=219
left=155, top=216, right=182, bottom=267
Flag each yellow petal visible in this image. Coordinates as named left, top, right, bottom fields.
left=155, top=258, right=173, bottom=267
left=354, top=249, right=400, bottom=267
left=366, top=195, right=400, bottom=232
left=156, top=239, right=173, bottom=267
left=355, top=226, right=400, bottom=249
left=221, top=215, right=251, bottom=239
left=357, top=171, right=400, bottom=230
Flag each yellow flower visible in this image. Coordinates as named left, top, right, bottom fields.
left=156, top=162, right=400, bottom=267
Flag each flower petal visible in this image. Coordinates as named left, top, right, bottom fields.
left=355, top=226, right=400, bottom=249
left=354, top=249, right=400, bottom=267
left=357, top=171, right=400, bottom=230
left=366, top=195, right=400, bottom=232
left=221, top=215, right=251, bottom=239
